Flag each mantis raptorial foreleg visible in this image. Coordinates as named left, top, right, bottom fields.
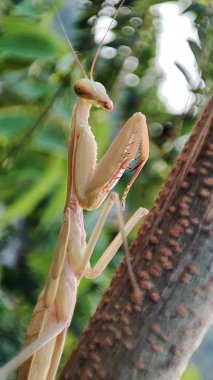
left=74, top=112, right=148, bottom=210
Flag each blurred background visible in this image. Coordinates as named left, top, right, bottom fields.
left=0, top=0, right=212, bottom=379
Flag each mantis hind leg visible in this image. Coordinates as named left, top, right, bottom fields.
left=0, top=321, right=67, bottom=380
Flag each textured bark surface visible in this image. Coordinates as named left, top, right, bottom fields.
left=60, top=97, right=213, bottom=380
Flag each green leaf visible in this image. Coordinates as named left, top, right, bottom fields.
left=180, top=365, right=201, bottom=380
left=1, top=158, right=64, bottom=227
left=0, top=108, right=35, bottom=137
left=0, top=32, right=59, bottom=60
left=182, top=3, right=205, bottom=15
left=175, top=62, right=193, bottom=86
left=11, top=81, right=48, bottom=102
left=90, top=109, right=110, bottom=160
left=188, top=39, right=202, bottom=61
left=40, top=180, right=66, bottom=229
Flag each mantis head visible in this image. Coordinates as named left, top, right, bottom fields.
left=57, top=0, right=125, bottom=111
left=74, top=78, right=113, bottom=111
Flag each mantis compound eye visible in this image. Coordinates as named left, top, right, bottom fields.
left=74, top=80, right=94, bottom=100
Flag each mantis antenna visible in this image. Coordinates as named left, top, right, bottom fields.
left=90, top=0, right=126, bottom=79
left=56, top=12, right=88, bottom=78
left=57, top=0, right=125, bottom=79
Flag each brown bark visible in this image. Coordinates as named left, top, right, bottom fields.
left=60, top=97, right=213, bottom=380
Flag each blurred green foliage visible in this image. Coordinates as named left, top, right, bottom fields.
left=181, top=365, right=201, bottom=380
left=0, top=0, right=212, bottom=378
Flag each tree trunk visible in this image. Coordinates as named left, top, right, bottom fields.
left=59, top=97, right=213, bottom=380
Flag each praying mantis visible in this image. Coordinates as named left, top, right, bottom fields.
left=0, top=1, right=149, bottom=379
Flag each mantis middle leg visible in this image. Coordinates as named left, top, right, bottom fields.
left=84, top=201, right=148, bottom=280
left=76, top=191, right=148, bottom=281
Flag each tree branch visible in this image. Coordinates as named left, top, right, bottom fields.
left=60, top=97, right=213, bottom=380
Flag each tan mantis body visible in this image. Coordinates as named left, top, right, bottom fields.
left=0, top=3, right=149, bottom=379
left=0, top=78, right=149, bottom=380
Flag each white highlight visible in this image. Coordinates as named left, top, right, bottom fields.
left=152, top=2, right=201, bottom=114
left=94, top=2, right=201, bottom=114
left=94, top=16, right=117, bottom=44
